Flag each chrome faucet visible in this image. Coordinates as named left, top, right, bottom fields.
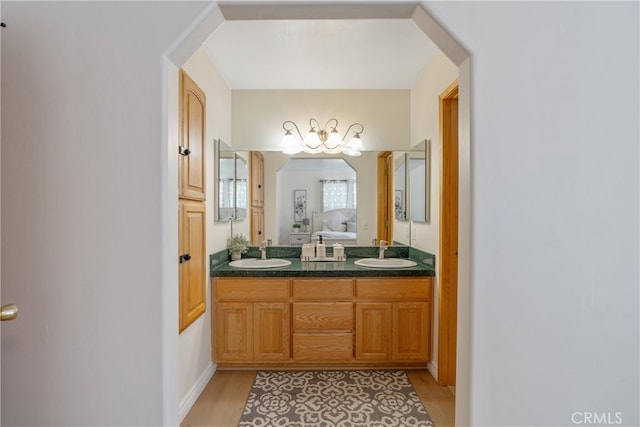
left=259, top=240, right=267, bottom=260
left=378, top=240, right=388, bottom=259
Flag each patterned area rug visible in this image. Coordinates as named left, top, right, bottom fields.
left=239, top=370, right=435, bottom=426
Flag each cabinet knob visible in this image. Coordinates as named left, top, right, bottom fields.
left=179, top=253, right=192, bottom=264
left=1, top=304, right=18, bottom=321
left=179, top=146, right=191, bottom=156
left=258, top=184, right=262, bottom=189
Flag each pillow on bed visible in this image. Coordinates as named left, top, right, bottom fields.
left=322, top=213, right=348, bottom=232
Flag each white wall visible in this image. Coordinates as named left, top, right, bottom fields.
left=179, top=47, right=232, bottom=416
left=0, top=2, right=211, bottom=426
left=424, top=1, right=639, bottom=426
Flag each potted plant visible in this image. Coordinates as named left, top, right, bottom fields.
left=292, top=223, right=302, bottom=232
left=226, top=234, right=250, bottom=261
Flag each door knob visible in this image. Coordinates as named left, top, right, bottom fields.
left=1, top=304, right=18, bottom=321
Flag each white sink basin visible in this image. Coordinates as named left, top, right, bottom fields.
left=354, top=258, right=417, bottom=269
left=228, top=258, right=292, bottom=269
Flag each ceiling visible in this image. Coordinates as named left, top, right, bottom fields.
left=202, top=19, right=441, bottom=90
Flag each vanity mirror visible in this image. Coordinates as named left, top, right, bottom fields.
left=394, top=152, right=408, bottom=221
left=394, top=139, right=431, bottom=224
left=276, top=158, right=357, bottom=246
left=215, top=139, right=248, bottom=221
left=408, top=139, right=430, bottom=223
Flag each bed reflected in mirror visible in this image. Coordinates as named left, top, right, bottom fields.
left=276, top=158, right=357, bottom=246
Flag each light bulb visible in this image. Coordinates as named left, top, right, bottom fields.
left=304, top=129, right=321, bottom=148
left=280, top=132, right=302, bottom=154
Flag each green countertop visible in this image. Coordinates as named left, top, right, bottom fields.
left=210, top=245, right=435, bottom=278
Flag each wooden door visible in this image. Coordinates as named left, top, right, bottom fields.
left=179, top=70, right=206, bottom=201
left=438, top=80, right=459, bottom=385
left=254, top=302, right=290, bottom=361
left=215, top=302, right=253, bottom=361
left=179, top=200, right=206, bottom=332
left=251, top=207, right=264, bottom=245
left=250, top=151, right=264, bottom=207
left=393, top=302, right=430, bottom=361
left=355, top=302, right=392, bottom=361
left=377, top=152, right=393, bottom=243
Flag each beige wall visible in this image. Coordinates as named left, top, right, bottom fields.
left=231, top=89, right=411, bottom=152
left=179, top=48, right=233, bottom=415
left=407, top=51, right=458, bottom=378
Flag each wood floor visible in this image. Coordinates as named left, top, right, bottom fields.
left=181, top=369, right=455, bottom=427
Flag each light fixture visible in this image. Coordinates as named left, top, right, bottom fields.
left=281, top=118, right=364, bottom=156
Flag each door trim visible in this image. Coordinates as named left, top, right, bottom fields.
left=438, top=80, right=459, bottom=386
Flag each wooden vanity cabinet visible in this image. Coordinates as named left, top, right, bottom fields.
left=212, top=276, right=433, bottom=367
left=214, top=278, right=290, bottom=362
left=355, top=278, right=432, bottom=362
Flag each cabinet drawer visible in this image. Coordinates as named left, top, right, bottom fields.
left=289, top=234, right=310, bottom=245
left=356, top=278, right=432, bottom=300
left=216, top=278, right=290, bottom=300
left=293, top=333, right=353, bottom=361
left=292, top=303, right=353, bottom=331
left=293, top=279, right=354, bottom=300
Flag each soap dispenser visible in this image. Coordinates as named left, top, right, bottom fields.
left=316, top=234, right=326, bottom=259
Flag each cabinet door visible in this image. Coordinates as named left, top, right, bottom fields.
left=215, top=302, right=253, bottom=361
left=393, top=302, right=430, bottom=361
left=179, top=200, right=206, bottom=332
left=251, top=207, right=264, bottom=245
left=254, top=302, right=290, bottom=361
left=179, top=69, right=206, bottom=201
left=250, top=151, right=264, bottom=207
left=355, top=302, right=392, bottom=361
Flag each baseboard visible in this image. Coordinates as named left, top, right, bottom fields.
left=427, top=360, right=438, bottom=380
left=179, top=362, right=216, bottom=422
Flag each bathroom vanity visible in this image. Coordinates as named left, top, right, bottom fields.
left=210, top=246, right=435, bottom=369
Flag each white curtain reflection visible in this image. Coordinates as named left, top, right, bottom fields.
left=321, top=179, right=356, bottom=211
